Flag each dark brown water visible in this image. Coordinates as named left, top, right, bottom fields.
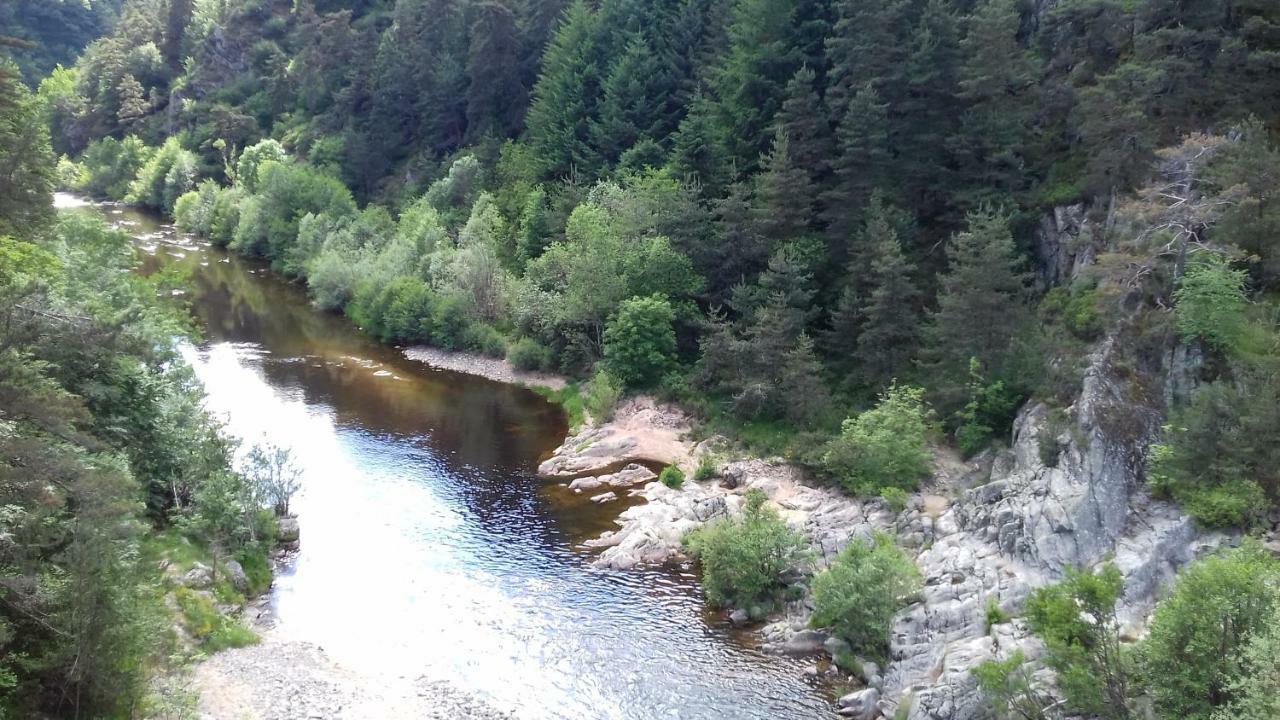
left=58, top=195, right=835, bottom=719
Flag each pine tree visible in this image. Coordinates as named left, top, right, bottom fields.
left=822, top=84, right=892, bottom=251
left=589, top=31, right=679, bottom=165
left=853, top=225, right=920, bottom=393
left=523, top=1, right=605, bottom=179
left=164, top=0, right=193, bottom=71
left=706, top=0, right=804, bottom=174
left=753, top=128, right=815, bottom=245
left=922, top=208, right=1032, bottom=407
left=956, top=0, right=1040, bottom=206
left=466, top=1, right=527, bottom=141
left=899, top=0, right=962, bottom=215
left=669, top=92, right=731, bottom=195
left=779, top=332, right=833, bottom=426
left=701, top=182, right=768, bottom=303
left=824, top=0, right=914, bottom=116
left=773, top=65, right=834, bottom=185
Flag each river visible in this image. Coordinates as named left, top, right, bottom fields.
left=57, top=195, right=836, bottom=719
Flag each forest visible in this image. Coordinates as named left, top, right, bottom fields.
left=3, top=0, right=1280, bottom=717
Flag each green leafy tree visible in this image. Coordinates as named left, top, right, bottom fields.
left=1174, top=254, right=1248, bottom=352
left=0, top=60, right=55, bottom=237
left=1140, top=541, right=1280, bottom=720
left=1213, top=606, right=1280, bottom=720
left=684, top=488, right=809, bottom=609
left=810, top=533, right=921, bottom=659
left=1024, top=564, right=1133, bottom=720
left=604, top=294, right=678, bottom=389
left=823, top=384, right=932, bottom=495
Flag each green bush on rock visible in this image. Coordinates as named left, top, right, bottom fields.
left=823, top=384, right=932, bottom=495
left=684, top=488, right=808, bottom=609
left=809, top=533, right=920, bottom=659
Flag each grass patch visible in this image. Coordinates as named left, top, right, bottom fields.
left=529, top=382, right=585, bottom=430
left=174, top=587, right=258, bottom=652
left=143, top=528, right=207, bottom=574
left=660, top=465, right=685, bottom=488
left=234, top=546, right=273, bottom=597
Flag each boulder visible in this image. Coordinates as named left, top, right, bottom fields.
left=223, top=558, right=249, bottom=592
left=729, top=608, right=749, bottom=626
left=837, top=688, right=880, bottom=719
left=589, top=491, right=617, bottom=504
left=181, top=563, right=212, bottom=589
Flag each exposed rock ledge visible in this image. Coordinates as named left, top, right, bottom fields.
left=543, top=340, right=1239, bottom=720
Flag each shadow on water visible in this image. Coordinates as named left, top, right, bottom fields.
left=61, top=195, right=838, bottom=719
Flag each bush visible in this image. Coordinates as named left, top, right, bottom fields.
left=1174, top=255, right=1248, bottom=352
left=430, top=291, right=471, bottom=350
left=234, top=139, right=288, bottom=193
left=174, top=587, right=258, bottom=652
left=583, top=369, right=622, bottom=422
left=603, top=294, right=678, bottom=389
left=231, top=160, right=355, bottom=260
left=207, top=186, right=243, bottom=247
left=879, top=486, right=909, bottom=513
left=1024, top=564, right=1132, bottom=719
left=1140, top=541, right=1280, bottom=720
left=463, top=323, right=507, bottom=357
left=683, top=488, right=809, bottom=608
left=823, top=384, right=932, bottom=495
left=974, top=650, right=1052, bottom=720
left=348, top=276, right=435, bottom=344
left=953, top=359, right=1022, bottom=457
left=1213, top=606, right=1280, bottom=720
left=809, top=533, right=921, bottom=659
left=80, top=135, right=152, bottom=199
left=508, top=336, right=553, bottom=371
left=694, top=454, right=718, bottom=482
left=660, top=465, right=685, bottom=489
left=128, top=137, right=198, bottom=212
left=173, top=180, right=221, bottom=236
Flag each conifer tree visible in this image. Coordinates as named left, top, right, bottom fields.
left=823, top=85, right=892, bottom=250
left=466, top=1, right=527, bottom=141
left=853, top=224, right=920, bottom=393
left=922, top=208, right=1031, bottom=405
left=824, top=0, right=913, bottom=116
left=773, top=65, right=834, bottom=185
left=669, top=92, right=731, bottom=195
left=523, top=0, right=605, bottom=179
left=899, top=0, right=962, bottom=215
left=753, top=128, right=815, bottom=245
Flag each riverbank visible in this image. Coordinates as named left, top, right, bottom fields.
left=192, top=598, right=510, bottom=720
left=404, top=346, right=567, bottom=390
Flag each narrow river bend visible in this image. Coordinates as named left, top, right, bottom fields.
left=60, top=195, right=836, bottom=719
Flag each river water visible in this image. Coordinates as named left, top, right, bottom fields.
left=58, top=195, right=835, bottom=719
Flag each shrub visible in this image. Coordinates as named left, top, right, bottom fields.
left=234, top=139, right=287, bottom=193
left=879, top=486, right=909, bottom=513
left=80, top=135, right=152, bottom=199
left=953, top=359, right=1022, bottom=457
left=1174, top=254, right=1248, bottom=352
left=207, top=186, right=243, bottom=247
left=694, top=455, right=717, bottom=482
left=173, top=180, right=221, bottom=236
left=974, top=650, right=1052, bottom=720
left=463, top=323, right=507, bottom=357
left=809, top=533, right=921, bottom=659
left=1213, top=606, right=1280, bottom=720
left=603, top=294, right=678, bottom=389
left=174, top=587, right=258, bottom=652
left=508, top=336, right=553, bottom=371
left=984, top=596, right=1009, bottom=630
left=128, top=137, right=198, bottom=212
left=583, top=369, right=622, bottom=422
left=430, top=291, right=471, bottom=350
left=1024, top=564, right=1132, bottom=719
left=1140, top=541, right=1280, bottom=720
left=231, top=160, right=355, bottom=260
left=660, top=465, right=685, bottom=489
left=683, top=488, right=809, bottom=608
left=823, top=384, right=932, bottom=495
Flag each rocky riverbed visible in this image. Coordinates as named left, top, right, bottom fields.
left=193, top=600, right=511, bottom=720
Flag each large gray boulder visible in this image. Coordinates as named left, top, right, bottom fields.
left=223, top=558, right=250, bottom=592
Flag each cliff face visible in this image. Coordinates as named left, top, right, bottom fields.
left=878, top=207, right=1220, bottom=719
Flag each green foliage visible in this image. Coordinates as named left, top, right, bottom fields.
left=809, top=533, right=921, bottom=660
left=684, top=488, right=809, bottom=609
left=1139, top=541, right=1280, bottom=720
left=232, top=160, right=355, bottom=261
left=694, top=455, right=718, bottom=482
left=974, top=650, right=1052, bottom=720
left=1174, top=255, right=1249, bottom=352
left=174, top=588, right=258, bottom=652
left=583, top=369, right=622, bottom=423
left=660, top=465, right=685, bottom=489
left=1040, top=285, right=1104, bottom=341
left=1213, top=605, right=1280, bottom=720
left=823, top=384, right=933, bottom=496
left=508, top=336, right=553, bottom=372
left=604, top=295, right=678, bottom=389
left=0, top=62, right=55, bottom=236
left=128, top=136, right=199, bottom=212
left=984, top=596, right=1009, bottom=630
left=879, top=486, right=909, bottom=513
left=235, top=138, right=287, bottom=193
left=1024, top=564, right=1133, bottom=719
left=953, top=359, right=1022, bottom=457
left=79, top=135, right=152, bottom=200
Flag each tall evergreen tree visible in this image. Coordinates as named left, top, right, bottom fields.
left=955, top=0, right=1041, bottom=207
left=753, top=128, right=815, bottom=245
left=589, top=31, right=680, bottom=165
left=466, top=1, right=527, bottom=141
left=822, top=85, right=893, bottom=252
left=852, top=224, right=920, bottom=393
left=773, top=65, right=834, bottom=185
left=898, top=0, right=963, bottom=216
left=523, top=0, right=605, bottom=179
left=824, top=0, right=914, bottom=117
left=669, top=91, right=731, bottom=195
left=922, top=208, right=1032, bottom=406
